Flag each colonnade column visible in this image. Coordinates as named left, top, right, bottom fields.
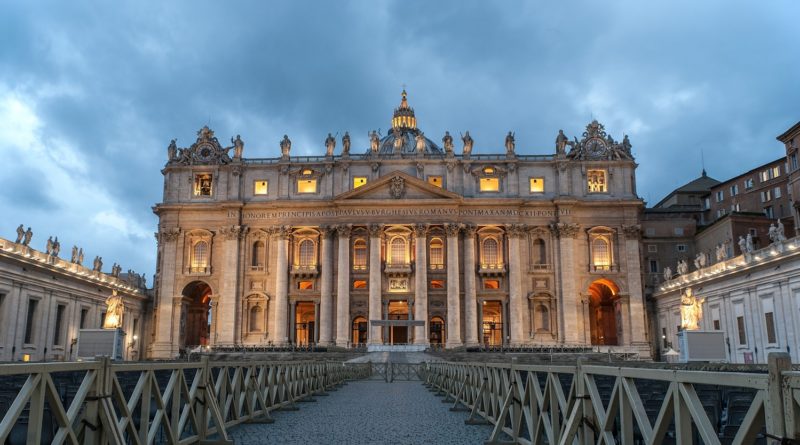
left=554, top=223, right=581, bottom=344
left=445, top=223, right=463, bottom=348
left=335, top=225, right=352, bottom=347
left=413, top=224, right=429, bottom=346
left=318, top=227, right=334, bottom=346
left=218, top=225, right=246, bottom=345
left=273, top=226, right=290, bottom=345
left=368, top=224, right=383, bottom=345
left=463, top=224, right=479, bottom=347
left=507, top=225, right=525, bottom=345
left=622, top=225, right=648, bottom=347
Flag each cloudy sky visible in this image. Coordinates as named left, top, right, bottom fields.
left=1, top=1, right=798, bottom=279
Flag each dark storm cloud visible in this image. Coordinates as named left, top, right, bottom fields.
left=1, top=0, right=798, bottom=276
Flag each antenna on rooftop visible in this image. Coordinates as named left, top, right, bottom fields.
left=701, top=148, right=707, bottom=176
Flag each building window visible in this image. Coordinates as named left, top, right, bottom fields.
left=353, top=280, right=367, bottom=289
left=191, top=241, right=209, bottom=272
left=429, top=238, right=444, bottom=269
left=254, top=180, right=268, bottom=195
left=297, top=178, right=318, bottom=194
left=529, top=177, right=544, bottom=193
left=765, top=206, right=774, bottom=219
left=194, top=174, right=213, bottom=196
left=482, top=238, right=500, bottom=266
left=53, top=304, right=66, bottom=346
left=661, top=327, right=668, bottom=348
left=791, top=154, right=798, bottom=171
left=647, top=244, right=657, bottom=253
left=774, top=187, right=782, bottom=199
left=704, top=197, right=711, bottom=209
left=736, top=315, right=747, bottom=345
left=532, top=238, right=546, bottom=266
left=430, top=280, right=445, bottom=289
left=676, top=244, right=687, bottom=252
left=761, top=190, right=772, bottom=202
left=353, top=238, right=367, bottom=270
left=298, top=239, right=315, bottom=266
left=252, top=240, right=265, bottom=269
left=730, top=184, right=738, bottom=196
left=479, top=177, right=500, bottom=192
left=535, top=304, right=550, bottom=332
left=731, top=203, right=740, bottom=212
left=713, top=319, right=720, bottom=330
left=249, top=306, right=263, bottom=332
left=353, top=177, right=367, bottom=189
left=587, top=170, right=607, bottom=193
left=390, top=237, right=407, bottom=265
left=427, top=176, right=443, bottom=188
left=591, top=237, right=612, bottom=270
left=717, top=209, right=727, bottom=218
left=298, top=281, right=314, bottom=290
left=674, top=227, right=684, bottom=236
left=765, top=312, right=777, bottom=344
left=484, top=279, right=500, bottom=290
left=649, top=260, right=658, bottom=273
left=715, top=190, right=724, bottom=202
left=24, top=299, right=38, bottom=344
left=80, top=308, right=89, bottom=329
left=645, top=228, right=655, bottom=236
left=744, top=178, right=754, bottom=189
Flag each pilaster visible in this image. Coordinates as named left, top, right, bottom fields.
left=217, top=224, right=246, bottom=345
left=335, top=224, right=352, bottom=347
left=368, top=224, right=383, bottom=345
left=622, top=224, right=648, bottom=347
left=152, top=228, right=181, bottom=358
left=507, top=224, right=526, bottom=345
left=318, top=226, right=334, bottom=345
left=273, top=226, right=290, bottom=345
left=553, top=222, right=581, bottom=343
left=445, top=223, right=463, bottom=348
left=463, top=224, right=479, bottom=347
left=413, top=224, right=429, bottom=346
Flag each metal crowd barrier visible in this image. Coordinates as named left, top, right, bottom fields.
left=423, top=353, right=796, bottom=445
left=0, top=357, right=371, bottom=444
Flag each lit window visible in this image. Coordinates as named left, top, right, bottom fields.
left=254, top=180, right=268, bottom=195
left=353, top=238, right=367, bottom=269
left=353, top=280, right=367, bottom=289
left=480, top=178, right=499, bottom=192
left=430, top=280, right=445, bottom=289
left=298, top=281, right=314, bottom=290
left=390, top=237, right=406, bottom=264
left=297, top=179, right=317, bottom=193
left=192, top=241, right=209, bottom=270
left=587, top=170, right=607, bottom=193
left=429, top=238, right=444, bottom=269
left=194, top=174, right=213, bottom=196
left=483, top=167, right=495, bottom=174
left=427, top=176, right=443, bottom=188
left=484, top=279, right=500, bottom=290
left=302, top=168, right=313, bottom=175
left=353, top=177, right=367, bottom=189
left=298, top=239, right=315, bottom=266
left=482, top=238, right=499, bottom=265
left=529, top=177, right=544, bottom=193
left=591, top=237, right=611, bottom=270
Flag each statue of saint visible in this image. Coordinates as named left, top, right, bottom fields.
left=167, top=139, right=177, bottom=161
left=663, top=266, right=672, bottom=281
left=280, top=135, right=291, bottom=158
left=103, top=290, right=124, bottom=329
left=461, top=131, right=474, bottom=155
left=93, top=256, right=103, bottom=272
left=505, top=131, right=515, bottom=155
left=324, top=132, right=336, bottom=157
left=52, top=237, right=60, bottom=257
left=341, top=132, right=351, bottom=155
left=680, top=289, right=704, bottom=331
left=746, top=233, right=754, bottom=253
left=369, top=130, right=380, bottom=153
left=46, top=236, right=54, bottom=255
left=769, top=223, right=778, bottom=244
left=231, top=135, right=244, bottom=160
left=15, top=224, right=24, bottom=244
left=23, top=227, right=32, bottom=246
left=393, top=132, right=406, bottom=152
left=555, top=130, right=568, bottom=155
left=738, top=235, right=747, bottom=255
left=78, top=248, right=84, bottom=265
left=621, top=134, right=632, bottom=155
left=676, top=259, right=688, bottom=275
left=442, top=131, right=454, bottom=155
left=777, top=218, right=787, bottom=242
left=415, top=132, right=426, bottom=154
left=71, top=246, right=78, bottom=263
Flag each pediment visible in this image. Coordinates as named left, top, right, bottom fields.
left=334, top=171, right=462, bottom=202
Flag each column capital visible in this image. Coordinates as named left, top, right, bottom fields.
left=271, top=225, right=292, bottom=239
left=550, top=222, right=580, bottom=239
left=319, top=225, right=334, bottom=238
left=157, top=227, right=181, bottom=244
left=219, top=224, right=248, bottom=241
left=621, top=224, right=642, bottom=239
left=368, top=223, right=383, bottom=238
left=336, top=224, right=353, bottom=238
left=505, top=224, right=527, bottom=239
left=413, top=223, right=429, bottom=238
left=463, top=223, right=478, bottom=237
left=444, top=223, right=462, bottom=238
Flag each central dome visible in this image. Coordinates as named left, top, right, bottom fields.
left=368, top=90, right=444, bottom=156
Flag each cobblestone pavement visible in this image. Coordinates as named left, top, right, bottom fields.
left=228, top=380, right=493, bottom=444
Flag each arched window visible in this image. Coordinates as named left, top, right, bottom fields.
left=483, top=238, right=499, bottom=266
left=533, top=239, right=546, bottom=265
left=192, top=241, right=209, bottom=270
left=298, top=239, right=315, bottom=266
left=592, top=237, right=611, bottom=269
left=251, top=240, right=265, bottom=268
left=353, top=238, right=367, bottom=269
left=429, top=238, right=444, bottom=269
left=249, top=305, right=263, bottom=332
left=390, top=237, right=406, bottom=265
left=536, top=304, right=549, bottom=332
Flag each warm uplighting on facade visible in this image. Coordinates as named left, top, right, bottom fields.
left=298, top=179, right=317, bottom=194
left=529, top=177, right=544, bottom=193
left=353, top=177, right=367, bottom=188
left=480, top=178, right=499, bottom=192
left=254, top=180, right=268, bottom=195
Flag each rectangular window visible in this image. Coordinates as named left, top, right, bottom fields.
left=297, top=178, right=317, bottom=194
left=772, top=166, right=781, bottom=178
left=427, top=176, right=443, bottom=188
left=674, top=227, right=684, bottom=236
left=761, top=190, right=772, bottom=202
left=352, top=280, right=367, bottom=289
left=765, top=312, right=777, bottom=344
left=731, top=203, right=740, bottom=212
left=53, top=304, right=66, bottom=346
left=744, top=178, right=754, bottom=189
left=529, top=177, right=544, bottom=193
left=648, top=260, right=658, bottom=273
left=715, top=190, right=724, bottom=202
left=353, top=177, right=367, bottom=189
left=100, top=312, right=106, bottom=328
left=676, top=244, right=687, bottom=252
left=483, top=279, right=500, bottom=290
left=587, top=170, right=607, bottom=193
left=24, top=299, right=38, bottom=344
left=765, top=206, right=774, bottom=219
left=193, top=174, right=213, bottom=196
left=479, top=177, right=499, bottom=192
left=736, top=315, right=747, bottom=345
left=774, top=187, right=782, bottom=199
left=717, top=209, right=727, bottom=218
left=132, top=318, right=139, bottom=338
left=430, top=280, right=445, bottom=289
left=792, top=154, right=798, bottom=171
left=730, top=184, right=738, bottom=196
left=254, top=180, right=268, bottom=195
left=713, top=319, right=720, bottom=330
left=647, top=244, right=657, bottom=253
left=704, top=197, right=711, bottom=209
left=645, top=228, right=655, bottom=236
left=297, top=280, right=314, bottom=290
left=80, top=308, right=88, bottom=329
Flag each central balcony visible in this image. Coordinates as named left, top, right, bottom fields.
left=478, top=263, right=506, bottom=276
left=290, top=264, right=319, bottom=278
left=384, top=262, right=412, bottom=277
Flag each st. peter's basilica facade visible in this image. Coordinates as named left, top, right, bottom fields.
left=148, top=92, right=648, bottom=358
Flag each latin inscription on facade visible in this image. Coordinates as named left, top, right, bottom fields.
left=228, top=208, right=570, bottom=220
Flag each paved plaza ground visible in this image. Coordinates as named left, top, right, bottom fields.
left=227, top=379, right=493, bottom=444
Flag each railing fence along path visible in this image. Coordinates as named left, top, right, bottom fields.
left=423, top=353, right=799, bottom=445
left=0, top=357, right=370, bottom=445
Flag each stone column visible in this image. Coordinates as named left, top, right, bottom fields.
left=622, top=225, right=648, bottom=347
left=463, top=224, right=479, bottom=347
left=335, top=225, right=352, bottom=347
left=501, top=299, right=509, bottom=344
left=273, top=226, right=290, bottom=345
left=318, top=227, right=334, bottom=345
left=477, top=299, right=484, bottom=345
left=218, top=225, right=246, bottom=345
left=554, top=223, right=581, bottom=344
left=383, top=301, right=389, bottom=344
left=152, top=228, right=181, bottom=358
left=368, top=224, right=383, bottom=345
left=507, top=225, right=525, bottom=345
left=289, top=300, right=297, bottom=344
left=616, top=294, right=632, bottom=346
left=314, top=301, right=320, bottom=343
left=445, top=223, right=463, bottom=348
left=413, top=224, right=429, bottom=346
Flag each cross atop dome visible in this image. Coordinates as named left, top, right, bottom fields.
left=392, top=89, right=417, bottom=130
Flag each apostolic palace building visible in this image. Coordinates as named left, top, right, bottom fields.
left=148, top=91, right=649, bottom=358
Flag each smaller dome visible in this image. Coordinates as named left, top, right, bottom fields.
left=372, top=128, right=443, bottom=156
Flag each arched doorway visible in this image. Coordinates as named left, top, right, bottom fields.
left=294, top=302, right=316, bottom=345
left=588, top=279, right=619, bottom=345
left=430, top=316, right=445, bottom=345
left=482, top=301, right=504, bottom=346
left=181, top=281, right=212, bottom=348
left=352, top=316, right=368, bottom=346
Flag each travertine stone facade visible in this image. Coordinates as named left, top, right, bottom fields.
left=149, top=92, right=649, bottom=358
